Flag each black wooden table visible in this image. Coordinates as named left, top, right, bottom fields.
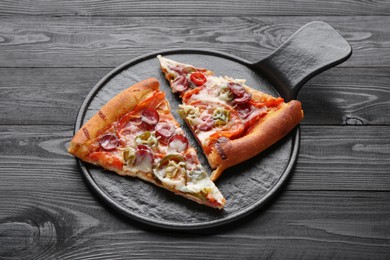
left=1, top=1, right=390, bottom=259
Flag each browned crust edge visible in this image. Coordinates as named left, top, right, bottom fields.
left=209, top=100, right=304, bottom=181
left=68, top=78, right=159, bottom=161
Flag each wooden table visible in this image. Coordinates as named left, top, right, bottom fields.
left=1, top=1, right=390, bottom=259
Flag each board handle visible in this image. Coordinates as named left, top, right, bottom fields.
left=252, top=21, right=352, bottom=100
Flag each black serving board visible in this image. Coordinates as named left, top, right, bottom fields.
left=74, top=22, right=352, bottom=230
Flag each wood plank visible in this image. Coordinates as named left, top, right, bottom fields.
left=0, top=68, right=111, bottom=125
left=299, top=67, right=390, bottom=125
left=0, top=0, right=389, bottom=16
left=296, top=126, right=390, bottom=191
left=0, top=16, right=389, bottom=67
left=0, top=190, right=389, bottom=259
left=0, top=125, right=389, bottom=191
left=1, top=67, right=389, bottom=125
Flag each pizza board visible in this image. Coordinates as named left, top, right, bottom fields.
left=74, top=22, right=352, bottom=231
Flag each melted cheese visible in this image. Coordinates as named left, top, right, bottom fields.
left=196, top=129, right=216, bottom=146
left=189, top=76, right=228, bottom=105
left=168, top=138, right=187, bottom=153
left=191, top=90, right=223, bottom=105
left=179, top=178, right=209, bottom=193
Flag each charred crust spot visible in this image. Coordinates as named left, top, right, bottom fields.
left=98, top=111, right=107, bottom=121
left=215, top=137, right=229, bottom=160
left=82, top=127, right=90, bottom=139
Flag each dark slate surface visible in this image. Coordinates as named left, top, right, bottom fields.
left=0, top=1, right=390, bottom=259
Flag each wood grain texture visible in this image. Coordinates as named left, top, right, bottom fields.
left=0, top=0, right=389, bottom=16
left=299, top=67, right=390, bottom=125
left=1, top=190, right=389, bottom=259
left=0, top=125, right=389, bottom=192
left=297, top=126, right=390, bottom=191
left=0, top=16, right=389, bottom=67
left=1, top=67, right=389, bottom=126
left=1, top=0, right=390, bottom=258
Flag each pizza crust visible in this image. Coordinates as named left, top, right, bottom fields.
left=68, top=78, right=159, bottom=161
left=208, top=100, right=304, bottom=181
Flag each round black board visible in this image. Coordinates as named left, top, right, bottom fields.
left=75, top=49, right=300, bottom=231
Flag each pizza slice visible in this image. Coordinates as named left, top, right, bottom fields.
left=68, top=78, right=226, bottom=209
left=158, top=55, right=304, bottom=181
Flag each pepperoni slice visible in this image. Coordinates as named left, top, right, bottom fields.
left=236, top=103, right=254, bottom=119
left=168, top=134, right=189, bottom=153
left=155, top=121, right=175, bottom=144
left=117, top=114, right=141, bottom=131
left=134, top=149, right=154, bottom=171
left=137, top=145, right=152, bottom=152
left=168, top=64, right=183, bottom=74
left=168, top=64, right=196, bottom=75
left=197, top=114, right=214, bottom=131
left=141, top=108, right=159, bottom=129
left=118, top=120, right=141, bottom=137
left=190, top=72, right=207, bottom=86
left=233, top=92, right=252, bottom=104
left=172, top=75, right=189, bottom=92
left=228, top=82, right=246, bottom=97
left=99, top=134, right=119, bottom=151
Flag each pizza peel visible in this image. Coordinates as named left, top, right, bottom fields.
left=74, top=21, right=352, bottom=231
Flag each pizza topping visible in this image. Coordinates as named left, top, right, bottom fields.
left=155, top=121, right=175, bottom=144
left=122, top=147, right=136, bottom=166
left=236, top=103, right=254, bottom=119
left=182, top=104, right=200, bottom=115
left=178, top=104, right=201, bottom=126
left=141, top=108, right=160, bottom=127
left=168, top=134, right=189, bottom=153
left=196, top=128, right=216, bottom=146
left=244, top=106, right=268, bottom=131
left=187, top=165, right=207, bottom=181
left=137, top=144, right=152, bottom=152
left=157, top=154, right=186, bottom=177
left=189, top=87, right=225, bottom=105
left=226, top=82, right=252, bottom=104
left=154, top=154, right=187, bottom=186
left=171, top=75, right=189, bottom=92
left=134, top=148, right=154, bottom=173
left=213, top=107, right=230, bottom=126
left=190, top=72, right=207, bottom=86
left=218, top=85, right=234, bottom=102
left=233, top=92, right=251, bottom=104
left=167, top=63, right=196, bottom=75
left=135, top=131, right=159, bottom=147
left=228, top=82, right=246, bottom=97
left=197, top=114, right=214, bottom=131
left=99, top=134, right=119, bottom=151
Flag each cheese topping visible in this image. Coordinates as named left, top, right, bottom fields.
left=168, top=138, right=188, bottom=153
left=196, top=128, right=216, bottom=146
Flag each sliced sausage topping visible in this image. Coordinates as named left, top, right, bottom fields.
left=99, top=134, right=119, bottom=150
